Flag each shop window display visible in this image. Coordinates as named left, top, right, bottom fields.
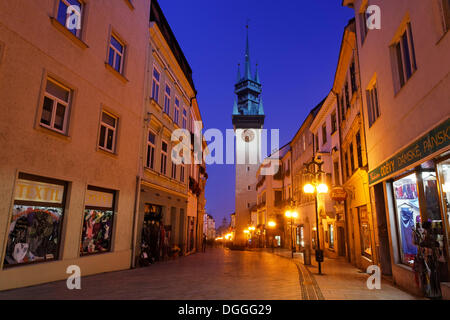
left=139, top=204, right=172, bottom=266
left=80, top=187, right=115, bottom=255
left=4, top=174, right=67, bottom=266
left=358, top=206, right=372, bottom=258
left=393, top=173, right=421, bottom=266
left=437, top=159, right=450, bottom=245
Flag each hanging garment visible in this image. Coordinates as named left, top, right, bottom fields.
left=13, top=243, right=29, bottom=263
left=400, top=207, right=417, bottom=256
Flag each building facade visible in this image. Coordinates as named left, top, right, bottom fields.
left=309, top=92, right=346, bottom=259
left=203, top=214, right=215, bottom=241
left=344, top=0, right=450, bottom=297
left=290, top=101, right=323, bottom=260
left=0, top=0, right=151, bottom=290
left=134, top=0, right=207, bottom=266
left=332, top=18, right=375, bottom=271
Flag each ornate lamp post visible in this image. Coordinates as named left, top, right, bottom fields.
left=302, top=156, right=329, bottom=275
left=284, top=203, right=298, bottom=259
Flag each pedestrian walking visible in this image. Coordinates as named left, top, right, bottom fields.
left=202, top=234, right=207, bottom=252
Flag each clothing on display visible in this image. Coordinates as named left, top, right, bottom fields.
left=80, top=209, right=114, bottom=255
left=4, top=206, right=62, bottom=266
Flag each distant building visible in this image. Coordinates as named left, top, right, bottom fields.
left=203, top=214, right=216, bottom=240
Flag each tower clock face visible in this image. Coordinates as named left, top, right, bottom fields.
left=242, top=129, right=255, bottom=143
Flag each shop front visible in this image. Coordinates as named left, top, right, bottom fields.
left=3, top=173, right=67, bottom=267
left=369, top=118, right=450, bottom=298
left=136, top=183, right=188, bottom=267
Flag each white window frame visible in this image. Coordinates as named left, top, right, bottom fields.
left=98, top=111, right=118, bottom=153
left=40, top=78, right=71, bottom=134
left=366, top=81, right=381, bottom=127
left=171, top=162, right=177, bottom=179
left=146, top=130, right=156, bottom=169
left=108, top=34, right=125, bottom=74
left=391, top=22, right=417, bottom=92
left=182, top=107, right=187, bottom=129
left=151, top=66, right=160, bottom=102
left=174, top=97, right=180, bottom=124
left=180, top=164, right=185, bottom=182
left=164, top=84, right=171, bottom=115
left=161, top=140, right=168, bottom=175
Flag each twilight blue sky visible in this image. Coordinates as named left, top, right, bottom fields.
left=158, top=0, right=354, bottom=225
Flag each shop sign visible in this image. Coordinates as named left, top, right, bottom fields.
left=15, top=179, right=64, bottom=204
left=330, top=187, right=347, bottom=202
left=369, top=118, right=450, bottom=185
left=85, top=189, right=113, bottom=208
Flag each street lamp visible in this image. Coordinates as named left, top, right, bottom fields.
left=268, top=220, right=276, bottom=252
left=284, top=207, right=298, bottom=258
left=303, top=156, right=329, bottom=275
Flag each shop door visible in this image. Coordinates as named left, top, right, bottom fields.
left=337, top=227, right=346, bottom=257
left=374, top=183, right=392, bottom=276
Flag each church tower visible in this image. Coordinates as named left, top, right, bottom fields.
left=232, top=28, right=265, bottom=245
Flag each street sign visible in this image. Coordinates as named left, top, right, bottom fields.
left=330, top=187, right=347, bottom=202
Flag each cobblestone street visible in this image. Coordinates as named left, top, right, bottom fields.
left=0, top=248, right=419, bottom=300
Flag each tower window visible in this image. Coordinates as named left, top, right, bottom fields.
left=248, top=185, right=251, bottom=191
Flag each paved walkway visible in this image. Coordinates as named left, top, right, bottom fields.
left=0, top=248, right=301, bottom=300
left=268, top=248, right=420, bottom=300
left=0, top=248, right=420, bottom=300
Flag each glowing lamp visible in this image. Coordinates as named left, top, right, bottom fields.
left=317, top=183, right=329, bottom=194
left=303, top=184, right=315, bottom=194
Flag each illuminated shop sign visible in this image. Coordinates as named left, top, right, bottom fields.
left=369, top=118, right=450, bottom=185
left=85, top=189, right=114, bottom=208
left=14, top=179, right=64, bottom=204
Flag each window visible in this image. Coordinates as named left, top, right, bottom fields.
left=391, top=23, right=417, bottom=91
left=4, top=173, right=67, bottom=266
left=182, top=108, right=187, bottom=129
left=146, top=131, right=156, bottom=169
left=81, top=186, right=115, bottom=255
left=358, top=206, right=372, bottom=258
left=248, top=185, right=251, bottom=191
left=322, top=123, right=327, bottom=145
left=40, top=78, right=71, bottom=134
left=160, top=141, right=168, bottom=174
left=171, top=162, right=177, bottom=179
left=164, top=85, right=171, bottom=115
left=344, top=81, right=350, bottom=110
left=333, top=161, right=340, bottom=186
left=346, top=151, right=352, bottom=178
left=359, top=7, right=369, bottom=44
left=99, top=111, right=117, bottom=153
left=57, top=0, right=83, bottom=37
left=180, top=165, right=185, bottom=182
left=438, top=0, right=450, bottom=33
left=349, top=142, right=355, bottom=172
left=151, top=67, right=160, bottom=102
left=356, top=132, right=363, bottom=168
left=340, top=94, right=346, bottom=121
left=350, top=60, right=357, bottom=94
left=174, top=98, right=180, bottom=124
left=108, top=34, right=125, bottom=74
left=331, top=112, right=337, bottom=134
left=366, top=82, right=381, bottom=127
left=247, top=166, right=250, bottom=172
left=315, top=134, right=319, bottom=151
left=329, top=224, right=334, bottom=249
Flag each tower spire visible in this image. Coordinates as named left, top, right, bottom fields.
left=245, top=23, right=251, bottom=79
left=255, top=63, right=260, bottom=83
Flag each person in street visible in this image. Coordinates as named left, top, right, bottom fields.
left=202, top=234, right=207, bottom=252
